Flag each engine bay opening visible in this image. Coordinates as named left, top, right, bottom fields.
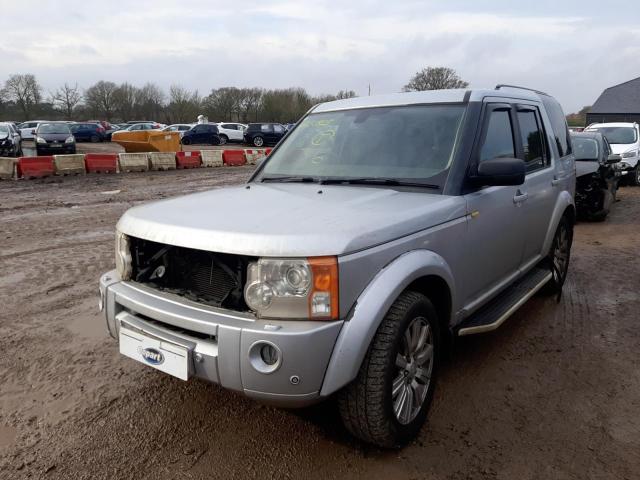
left=130, top=237, right=254, bottom=311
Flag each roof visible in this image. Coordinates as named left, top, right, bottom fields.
left=590, top=76, right=640, bottom=114
left=313, top=88, right=542, bottom=113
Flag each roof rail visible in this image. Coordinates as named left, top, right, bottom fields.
left=495, top=84, right=549, bottom=96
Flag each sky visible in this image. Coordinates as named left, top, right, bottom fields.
left=1, top=0, right=639, bottom=114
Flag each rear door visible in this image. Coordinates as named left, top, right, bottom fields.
left=463, top=103, right=528, bottom=309
left=515, top=105, right=557, bottom=268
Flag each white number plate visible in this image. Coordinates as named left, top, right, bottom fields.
left=119, top=326, right=190, bottom=380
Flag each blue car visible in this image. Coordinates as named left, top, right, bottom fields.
left=70, top=123, right=106, bottom=143
left=181, top=123, right=221, bottom=145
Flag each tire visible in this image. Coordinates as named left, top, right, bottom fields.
left=253, top=136, right=264, bottom=147
left=218, top=135, right=228, bottom=146
left=90, top=134, right=99, bottom=143
left=338, top=291, right=440, bottom=448
left=633, top=166, right=640, bottom=186
left=541, top=214, right=573, bottom=295
left=181, top=137, right=191, bottom=145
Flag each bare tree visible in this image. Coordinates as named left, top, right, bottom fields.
left=166, top=84, right=201, bottom=123
left=84, top=81, right=118, bottom=120
left=51, top=83, right=82, bottom=120
left=135, top=83, right=165, bottom=120
left=113, top=83, right=139, bottom=121
left=403, top=67, right=469, bottom=91
left=2, top=74, right=42, bottom=119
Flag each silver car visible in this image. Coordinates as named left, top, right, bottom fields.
left=100, top=86, right=576, bottom=447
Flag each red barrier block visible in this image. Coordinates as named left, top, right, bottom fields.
left=85, top=153, right=118, bottom=173
left=265, top=148, right=273, bottom=156
left=176, top=151, right=201, bottom=169
left=18, top=156, right=55, bottom=179
left=222, top=149, right=246, bottom=166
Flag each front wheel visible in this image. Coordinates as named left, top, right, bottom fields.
left=633, top=166, right=640, bottom=186
left=252, top=136, right=264, bottom=147
left=338, top=291, right=439, bottom=448
left=218, top=135, right=228, bottom=146
left=542, top=214, right=573, bottom=296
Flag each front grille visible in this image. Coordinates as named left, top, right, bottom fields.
left=130, top=237, right=252, bottom=311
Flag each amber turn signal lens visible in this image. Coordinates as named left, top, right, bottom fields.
left=308, top=256, right=339, bottom=320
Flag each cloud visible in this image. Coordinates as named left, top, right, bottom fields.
left=0, top=1, right=637, bottom=113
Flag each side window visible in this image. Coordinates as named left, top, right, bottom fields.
left=221, top=124, right=235, bottom=130
left=273, top=124, right=285, bottom=133
left=541, top=96, right=572, bottom=157
left=260, top=124, right=271, bottom=133
left=480, top=109, right=515, bottom=162
left=517, top=109, right=548, bottom=173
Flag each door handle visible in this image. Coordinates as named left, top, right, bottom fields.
left=551, top=176, right=562, bottom=186
left=513, top=191, right=528, bottom=204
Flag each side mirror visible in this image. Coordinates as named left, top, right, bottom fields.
left=470, top=157, right=526, bottom=187
left=606, top=154, right=621, bottom=164
left=31, top=129, right=36, bottom=135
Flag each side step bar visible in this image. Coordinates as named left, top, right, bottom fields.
left=457, top=267, right=552, bottom=336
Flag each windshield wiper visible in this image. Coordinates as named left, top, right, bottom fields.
left=260, top=176, right=320, bottom=183
left=319, top=178, right=440, bottom=189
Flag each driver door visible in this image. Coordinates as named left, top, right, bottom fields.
left=462, top=103, right=528, bottom=311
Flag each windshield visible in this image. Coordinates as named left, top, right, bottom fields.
left=255, top=105, right=466, bottom=188
left=38, top=123, right=71, bottom=135
left=0, top=125, right=9, bottom=134
left=572, top=137, right=599, bottom=161
left=587, top=126, right=637, bottom=145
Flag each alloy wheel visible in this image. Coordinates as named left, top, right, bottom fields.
left=551, top=221, right=569, bottom=285
left=392, top=317, right=434, bottom=425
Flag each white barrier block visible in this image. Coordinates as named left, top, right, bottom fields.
left=54, top=154, right=85, bottom=175
left=118, top=153, right=149, bottom=173
left=0, top=157, right=17, bottom=180
left=244, top=149, right=266, bottom=165
left=148, top=152, right=176, bottom=171
left=200, top=150, right=223, bottom=167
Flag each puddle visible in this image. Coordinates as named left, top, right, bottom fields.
left=0, top=425, right=17, bottom=449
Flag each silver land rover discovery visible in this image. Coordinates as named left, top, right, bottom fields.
left=100, top=85, right=576, bottom=447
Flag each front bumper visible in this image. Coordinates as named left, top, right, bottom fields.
left=36, top=143, right=75, bottom=154
left=99, top=271, right=343, bottom=407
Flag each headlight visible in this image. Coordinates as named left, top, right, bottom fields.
left=620, top=161, right=632, bottom=168
left=622, top=150, right=638, bottom=158
left=244, top=257, right=338, bottom=320
left=36, top=136, right=46, bottom=144
left=65, top=136, right=75, bottom=143
left=115, top=232, right=132, bottom=280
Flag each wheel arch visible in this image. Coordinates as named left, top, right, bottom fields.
left=321, top=250, right=455, bottom=397
left=542, top=190, right=575, bottom=255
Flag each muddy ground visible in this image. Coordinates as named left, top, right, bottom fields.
left=0, top=169, right=638, bottom=480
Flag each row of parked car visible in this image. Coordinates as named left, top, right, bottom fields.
left=571, top=122, right=640, bottom=220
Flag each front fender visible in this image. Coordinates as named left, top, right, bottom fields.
left=320, top=250, right=455, bottom=396
left=542, top=189, right=574, bottom=255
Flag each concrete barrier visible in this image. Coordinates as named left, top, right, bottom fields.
left=176, top=151, right=201, bottom=169
left=118, top=153, right=149, bottom=173
left=148, top=152, right=176, bottom=171
left=0, top=157, right=17, bottom=180
left=244, top=149, right=266, bottom=165
left=200, top=150, right=223, bottom=167
left=54, top=154, right=86, bottom=175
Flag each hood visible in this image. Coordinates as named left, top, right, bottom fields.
left=0, top=132, right=9, bottom=140
left=575, top=161, right=600, bottom=178
left=117, top=184, right=467, bottom=257
left=609, top=143, right=637, bottom=155
left=38, top=133, right=71, bottom=141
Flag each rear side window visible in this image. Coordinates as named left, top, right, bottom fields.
left=541, top=96, right=572, bottom=157
left=480, top=109, right=515, bottom=162
left=261, top=124, right=272, bottom=132
left=517, top=109, right=548, bottom=172
left=274, top=125, right=285, bottom=133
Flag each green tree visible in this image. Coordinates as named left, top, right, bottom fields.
left=403, top=67, right=469, bottom=91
